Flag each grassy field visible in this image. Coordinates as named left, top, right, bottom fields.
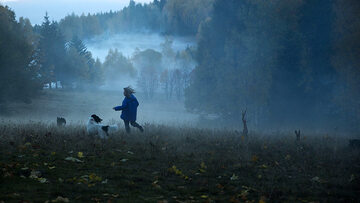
left=0, top=121, right=359, bottom=203
left=0, top=89, right=197, bottom=126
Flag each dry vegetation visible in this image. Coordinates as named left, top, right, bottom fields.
left=0, top=121, right=359, bottom=202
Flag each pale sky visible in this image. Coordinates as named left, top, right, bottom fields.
left=0, top=0, right=152, bottom=25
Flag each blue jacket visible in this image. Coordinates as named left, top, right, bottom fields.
left=114, top=94, right=139, bottom=121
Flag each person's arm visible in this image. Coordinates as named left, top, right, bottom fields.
left=113, top=99, right=128, bottom=111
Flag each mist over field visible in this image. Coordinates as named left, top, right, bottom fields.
left=1, top=90, right=198, bottom=126
left=1, top=0, right=360, bottom=202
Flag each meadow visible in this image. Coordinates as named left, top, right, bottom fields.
left=0, top=90, right=359, bottom=202
left=0, top=121, right=359, bottom=202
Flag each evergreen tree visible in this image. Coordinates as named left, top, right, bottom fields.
left=0, top=6, right=41, bottom=104
left=332, top=0, right=360, bottom=130
left=37, top=13, right=67, bottom=88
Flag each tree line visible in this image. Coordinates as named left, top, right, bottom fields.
left=57, top=0, right=213, bottom=40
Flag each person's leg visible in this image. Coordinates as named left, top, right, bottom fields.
left=123, top=120, right=130, bottom=133
left=130, top=121, right=144, bottom=132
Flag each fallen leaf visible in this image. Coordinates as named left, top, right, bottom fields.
left=89, top=173, right=102, bottom=181
left=239, top=189, right=249, bottom=200
left=251, top=155, right=259, bottom=162
left=349, top=174, right=355, bottom=182
left=29, top=170, right=41, bottom=179
left=261, top=164, right=268, bottom=169
left=259, top=196, right=266, bottom=203
left=77, top=152, right=84, bottom=158
left=311, top=176, right=322, bottom=183
left=101, top=179, right=108, bottom=184
left=200, top=195, right=208, bottom=199
left=51, top=196, right=69, bottom=202
left=65, top=157, right=83, bottom=163
left=88, top=183, right=95, bottom=187
left=38, top=177, right=47, bottom=183
left=200, top=162, right=207, bottom=169
left=230, top=174, right=238, bottom=181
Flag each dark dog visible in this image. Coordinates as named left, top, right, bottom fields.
left=57, top=117, right=66, bottom=127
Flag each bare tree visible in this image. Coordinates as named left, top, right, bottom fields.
left=160, top=69, right=171, bottom=99
left=242, top=110, right=248, bottom=137
left=295, top=130, right=301, bottom=141
left=137, top=66, right=159, bottom=99
left=172, top=69, right=183, bottom=100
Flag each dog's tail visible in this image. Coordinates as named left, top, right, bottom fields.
left=108, top=125, right=119, bottom=133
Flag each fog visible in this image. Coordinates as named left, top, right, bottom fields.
left=0, top=90, right=198, bottom=126
left=1, top=0, right=359, bottom=134
left=84, top=33, right=196, bottom=93
left=86, top=33, right=195, bottom=62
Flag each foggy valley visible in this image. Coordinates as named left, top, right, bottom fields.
left=0, top=0, right=359, bottom=202
left=85, top=33, right=195, bottom=61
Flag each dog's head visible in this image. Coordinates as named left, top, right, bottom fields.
left=57, top=117, right=66, bottom=126
left=91, top=114, right=102, bottom=123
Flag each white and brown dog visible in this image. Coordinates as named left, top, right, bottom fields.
left=87, top=114, right=118, bottom=138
